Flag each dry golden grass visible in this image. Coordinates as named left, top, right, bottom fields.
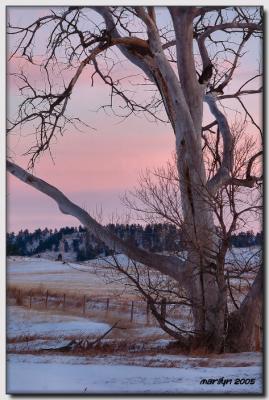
left=7, top=283, right=152, bottom=329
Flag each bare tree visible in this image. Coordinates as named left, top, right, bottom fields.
left=121, top=122, right=262, bottom=351
left=7, top=6, right=263, bottom=352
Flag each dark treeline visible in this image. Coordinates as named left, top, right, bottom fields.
left=230, top=231, right=262, bottom=248
left=7, top=224, right=262, bottom=260
left=6, top=224, right=182, bottom=260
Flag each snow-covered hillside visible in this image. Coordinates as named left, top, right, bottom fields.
left=7, top=256, right=135, bottom=298
left=7, top=245, right=261, bottom=298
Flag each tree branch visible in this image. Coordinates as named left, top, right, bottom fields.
left=193, top=7, right=229, bottom=17
left=211, top=30, right=253, bottom=94
left=196, top=17, right=262, bottom=95
left=130, top=6, right=197, bottom=137
left=91, top=6, right=154, bottom=81
left=199, top=22, right=262, bottom=40
left=169, top=7, right=203, bottom=132
left=202, top=120, right=217, bottom=132
left=246, top=151, right=262, bottom=179
left=217, top=88, right=262, bottom=100
left=7, top=160, right=188, bottom=283
left=229, top=176, right=261, bottom=188
left=229, top=150, right=262, bottom=188
left=204, top=93, right=233, bottom=194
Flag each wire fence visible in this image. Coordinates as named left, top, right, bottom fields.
left=6, top=286, right=190, bottom=327
left=7, top=286, right=184, bottom=325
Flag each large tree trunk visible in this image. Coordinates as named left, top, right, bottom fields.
left=174, top=117, right=227, bottom=351
left=158, top=8, right=227, bottom=351
left=226, top=267, right=263, bottom=352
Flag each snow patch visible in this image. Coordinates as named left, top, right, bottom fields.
left=7, top=306, right=110, bottom=339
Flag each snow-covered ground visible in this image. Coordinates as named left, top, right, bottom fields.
left=226, top=246, right=261, bottom=262
left=7, top=248, right=260, bottom=298
left=7, top=306, right=110, bottom=340
left=7, top=354, right=262, bottom=394
left=7, top=256, right=135, bottom=298
left=6, top=252, right=263, bottom=394
left=6, top=305, right=263, bottom=394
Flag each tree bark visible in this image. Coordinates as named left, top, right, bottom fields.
left=175, top=122, right=227, bottom=350
left=226, top=267, right=263, bottom=352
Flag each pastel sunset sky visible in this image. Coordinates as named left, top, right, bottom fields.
left=7, top=6, right=262, bottom=233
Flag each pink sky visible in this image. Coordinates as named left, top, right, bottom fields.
left=7, top=7, right=262, bottom=233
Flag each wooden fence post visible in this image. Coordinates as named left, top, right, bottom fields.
left=16, top=289, right=21, bottom=306
left=29, top=291, right=32, bottom=309
left=82, top=295, right=86, bottom=315
left=161, top=298, right=166, bottom=321
left=130, top=301, right=134, bottom=322
left=255, top=324, right=262, bottom=352
left=146, top=299, right=150, bottom=324
left=106, top=298, right=110, bottom=312
left=45, top=290, right=48, bottom=309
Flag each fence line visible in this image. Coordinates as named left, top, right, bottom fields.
left=7, top=287, right=185, bottom=324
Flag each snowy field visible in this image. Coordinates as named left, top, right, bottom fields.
left=7, top=248, right=260, bottom=297
left=6, top=305, right=263, bottom=394
left=6, top=253, right=263, bottom=394
left=7, top=256, right=138, bottom=299
left=7, top=355, right=262, bottom=394
left=7, top=306, right=110, bottom=341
